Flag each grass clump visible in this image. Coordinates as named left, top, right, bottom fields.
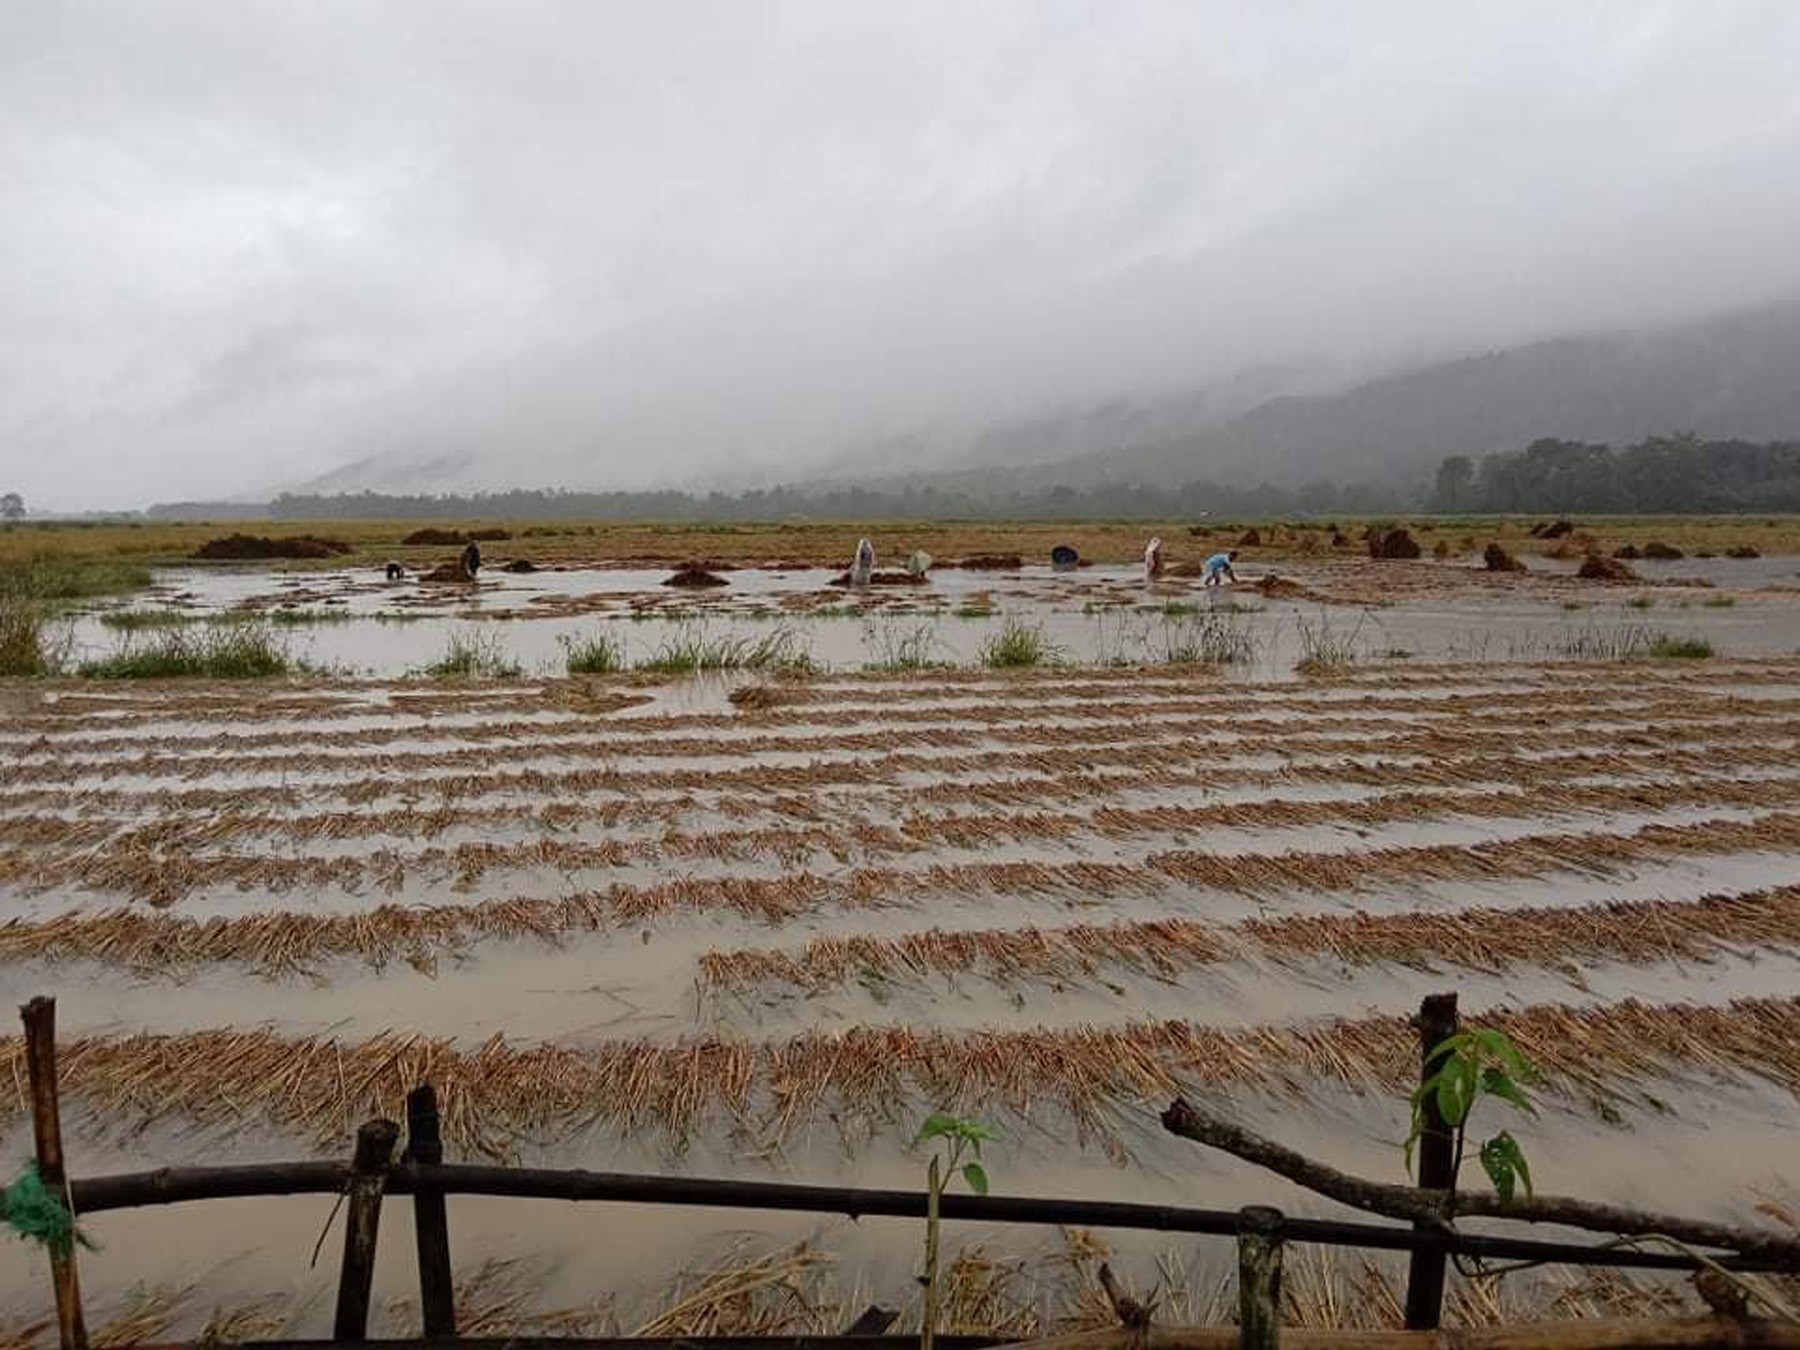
left=561, top=631, right=626, bottom=675
left=423, top=630, right=523, bottom=680
left=79, top=622, right=295, bottom=679
left=863, top=620, right=945, bottom=672
left=100, top=607, right=205, bottom=631
left=3, top=559, right=154, bottom=604
left=1627, top=596, right=1655, bottom=610
left=979, top=618, right=1060, bottom=669
left=1, top=595, right=71, bottom=676
left=1293, top=611, right=1363, bottom=677
left=1646, top=636, right=1715, bottom=659
left=638, top=624, right=813, bottom=676
left=1702, top=595, right=1737, bottom=608
left=1158, top=612, right=1255, bottom=666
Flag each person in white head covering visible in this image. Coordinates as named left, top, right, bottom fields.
left=1143, top=537, right=1164, bottom=582
left=851, top=538, right=876, bottom=586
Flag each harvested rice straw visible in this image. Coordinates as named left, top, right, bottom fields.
left=6, top=996, right=1800, bottom=1154
left=9, top=807, right=1800, bottom=948
left=17, top=681, right=1798, bottom=757
left=9, top=767, right=1798, bottom=859
left=12, top=701, right=1795, bottom=786
left=697, top=886, right=1800, bottom=993
left=7, top=733, right=1797, bottom=823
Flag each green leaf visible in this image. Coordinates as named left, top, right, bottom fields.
left=1478, top=1132, right=1533, bottom=1202
left=1471, top=1028, right=1536, bottom=1080
left=1434, top=1052, right=1477, bottom=1126
left=1423, top=1034, right=1468, bottom=1068
left=962, top=1162, right=989, bottom=1195
left=1480, top=1067, right=1538, bottom=1116
left=915, top=1112, right=960, bottom=1144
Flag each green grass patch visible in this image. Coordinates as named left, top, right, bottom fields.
left=423, top=631, right=523, bottom=680
left=1, top=559, right=154, bottom=604
left=979, top=618, right=1060, bottom=669
left=0, top=595, right=71, bottom=676
left=1646, top=636, right=1715, bottom=659
left=638, top=625, right=814, bottom=676
left=1626, top=596, right=1655, bottom=610
left=1702, top=595, right=1737, bottom=608
left=561, top=631, right=626, bottom=675
left=79, top=623, right=296, bottom=679
left=99, top=607, right=204, bottom=631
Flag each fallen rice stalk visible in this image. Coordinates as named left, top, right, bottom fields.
left=6, top=996, right=1800, bottom=1154
left=697, top=885, right=1800, bottom=993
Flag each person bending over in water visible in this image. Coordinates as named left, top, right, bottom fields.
left=460, top=540, right=483, bottom=578
left=1203, top=550, right=1239, bottom=587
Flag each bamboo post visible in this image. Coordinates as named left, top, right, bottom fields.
left=1237, top=1205, right=1284, bottom=1350
left=20, top=997, right=87, bottom=1350
left=1404, top=992, right=1460, bottom=1331
left=405, top=1085, right=457, bottom=1339
left=334, top=1117, right=400, bottom=1342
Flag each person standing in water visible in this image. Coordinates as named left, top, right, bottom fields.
left=1143, top=537, right=1164, bottom=582
left=1202, top=549, right=1239, bottom=587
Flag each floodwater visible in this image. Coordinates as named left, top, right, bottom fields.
left=7, top=596, right=1800, bottom=1335
left=60, top=554, right=1800, bottom=680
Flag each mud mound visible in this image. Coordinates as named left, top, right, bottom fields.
left=1254, top=573, right=1327, bottom=602
left=662, top=565, right=730, bottom=588
left=401, top=527, right=467, bottom=546
left=949, top=553, right=1024, bottom=570
left=1612, top=544, right=1642, bottom=560
left=1578, top=553, right=1639, bottom=582
left=1531, top=519, right=1576, bottom=539
left=419, top=562, right=477, bottom=583
left=1643, top=542, right=1685, bottom=560
left=728, top=684, right=803, bottom=711
left=467, top=528, right=512, bottom=542
left=1726, top=545, right=1762, bottom=559
left=500, top=559, right=539, bottom=573
left=191, top=533, right=352, bottom=561
left=1367, top=528, right=1421, bottom=560
left=1237, top=528, right=1262, bottom=547
left=1483, top=543, right=1526, bottom=572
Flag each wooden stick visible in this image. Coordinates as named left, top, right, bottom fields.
left=404, top=1086, right=456, bottom=1339
left=1238, top=1207, right=1284, bottom=1350
left=1160, top=1100, right=1800, bottom=1265
left=335, top=1118, right=400, bottom=1342
left=66, top=1160, right=1800, bottom=1272
left=109, top=1328, right=1800, bottom=1350
left=20, top=997, right=86, bottom=1350
left=1405, top=994, right=1459, bottom=1331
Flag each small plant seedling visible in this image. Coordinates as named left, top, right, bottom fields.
left=915, top=1112, right=998, bottom=1350
left=1405, top=1027, right=1539, bottom=1203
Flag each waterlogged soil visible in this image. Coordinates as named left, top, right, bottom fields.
left=6, top=657, right=1800, bottom=1332
left=58, top=554, right=1800, bottom=679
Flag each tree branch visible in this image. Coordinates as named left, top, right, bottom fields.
left=1161, top=1099, right=1800, bottom=1266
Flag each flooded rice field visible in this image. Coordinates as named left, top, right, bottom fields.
left=7, top=561, right=1800, bottom=1338
left=55, top=551, right=1800, bottom=679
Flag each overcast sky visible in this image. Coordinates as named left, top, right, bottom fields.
left=5, top=1, right=1800, bottom=510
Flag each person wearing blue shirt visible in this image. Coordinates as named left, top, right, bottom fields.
left=1203, top=550, right=1239, bottom=587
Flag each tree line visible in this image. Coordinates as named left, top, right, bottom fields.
left=1433, top=435, right=1800, bottom=513
left=253, top=476, right=1402, bottom=523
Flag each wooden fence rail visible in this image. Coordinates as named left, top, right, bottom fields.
left=14, top=993, right=1800, bottom=1350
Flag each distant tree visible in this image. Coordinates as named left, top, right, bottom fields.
left=1432, top=456, right=1473, bottom=512
left=0, top=492, right=23, bottom=521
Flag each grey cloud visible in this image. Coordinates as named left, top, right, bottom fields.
left=3, top=1, right=1799, bottom=508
